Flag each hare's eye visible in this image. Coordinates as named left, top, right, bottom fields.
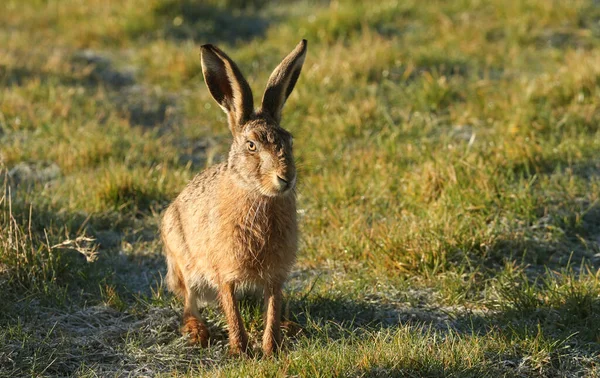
left=247, top=141, right=257, bottom=152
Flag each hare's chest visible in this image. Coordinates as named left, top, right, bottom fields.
left=228, top=202, right=297, bottom=280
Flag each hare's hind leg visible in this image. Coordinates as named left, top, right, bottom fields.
left=166, top=256, right=210, bottom=347
left=165, top=256, right=186, bottom=299
left=182, top=289, right=210, bottom=347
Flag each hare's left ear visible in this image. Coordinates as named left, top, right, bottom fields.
left=260, top=40, right=307, bottom=123
left=200, top=44, right=254, bottom=134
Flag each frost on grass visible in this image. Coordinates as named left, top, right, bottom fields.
left=72, top=49, right=182, bottom=130
left=1, top=304, right=223, bottom=376
left=72, top=50, right=135, bottom=88
left=8, top=162, right=61, bottom=188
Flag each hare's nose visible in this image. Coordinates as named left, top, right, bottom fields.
left=277, top=175, right=289, bottom=189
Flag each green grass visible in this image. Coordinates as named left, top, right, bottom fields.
left=1, top=0, right=600, bottom=376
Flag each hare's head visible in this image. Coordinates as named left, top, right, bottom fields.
left=200, top=40, right=307, bottom=197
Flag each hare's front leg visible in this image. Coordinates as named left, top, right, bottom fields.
left=219, top=281, right=249, bottom=355
left=262, top=281, right=283, bottom=356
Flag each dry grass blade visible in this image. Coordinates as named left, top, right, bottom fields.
left=51, top=235, right=99, bottom=263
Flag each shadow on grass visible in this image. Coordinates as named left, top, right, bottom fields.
left=497, top=291, right=600, bottom=344
left=3, top=280, right=597, bottom=376
left=449, top=157, right=600, bottom=274
left=455, top=296, right=600, bottom=375
left=127, top=0, right=273, bottom=44
left=509, top=155, right=600, bottom=181
left=0, top=58, right=179, bottom=130
left=0, top=202, right=170, bottom=376
left=282, top=282, right=599, bottom=375
left=0, top=180, right=168, bottom=309
left=1, top=54, right=214, bottom=168
left=476, top=200, right=600, bottom=274
left=0, top=61, right=132, bottom=89
left=354, top=366, right=505, bottom=378
left=287, top=294, right=454, bottom=338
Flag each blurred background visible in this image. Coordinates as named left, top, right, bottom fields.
left=1, top=0, right=600, bottom=376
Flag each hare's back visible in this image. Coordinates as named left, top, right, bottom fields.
left=179, top=163, right=225, bottom=204
left=161, top=163, right=225, bottom=253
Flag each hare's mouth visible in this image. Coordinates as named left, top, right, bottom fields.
left=260, top=174, right=295, bottom=197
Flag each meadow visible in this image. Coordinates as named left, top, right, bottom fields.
left=1, top=0, right=600, bottom=376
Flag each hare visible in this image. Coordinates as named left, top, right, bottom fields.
left=160, top=40, right=307, bottom=356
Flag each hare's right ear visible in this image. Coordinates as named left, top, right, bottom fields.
left=200, top=44, right=254, bottom=134
left=261, top=40, right=307, bottom=124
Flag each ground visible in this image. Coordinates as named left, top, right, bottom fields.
left=1, top=0, right=600, bottom=376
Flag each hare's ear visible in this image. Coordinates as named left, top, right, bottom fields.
left=200, top=44, right=254, bottom=133
left=260, top=39, right=307, bottom=123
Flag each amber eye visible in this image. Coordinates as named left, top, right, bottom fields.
left=247, top=141, right=257, bottom=152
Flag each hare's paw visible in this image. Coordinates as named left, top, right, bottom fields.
left=228, top=333, right=251, bottom=357
left=182, top=316, right=210, bottom=348
left=262, top=328, right=282, bottom=356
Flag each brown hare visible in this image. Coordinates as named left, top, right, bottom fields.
left=160, top=40, right=307, bottom=356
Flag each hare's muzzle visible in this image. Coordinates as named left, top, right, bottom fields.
left=273, top=173, right=295, bottom=194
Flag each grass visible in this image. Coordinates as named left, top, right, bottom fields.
left=1, top=0, right=600, bottom=376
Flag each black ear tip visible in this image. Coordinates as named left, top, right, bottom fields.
left=293, top=39, right=307, bottom=55
left=200, top=44, right=217, bottom=54
left=200, top=44, right=223, bottom=61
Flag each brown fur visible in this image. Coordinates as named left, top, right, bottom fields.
left=161, top=40, right=307, bottom=356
